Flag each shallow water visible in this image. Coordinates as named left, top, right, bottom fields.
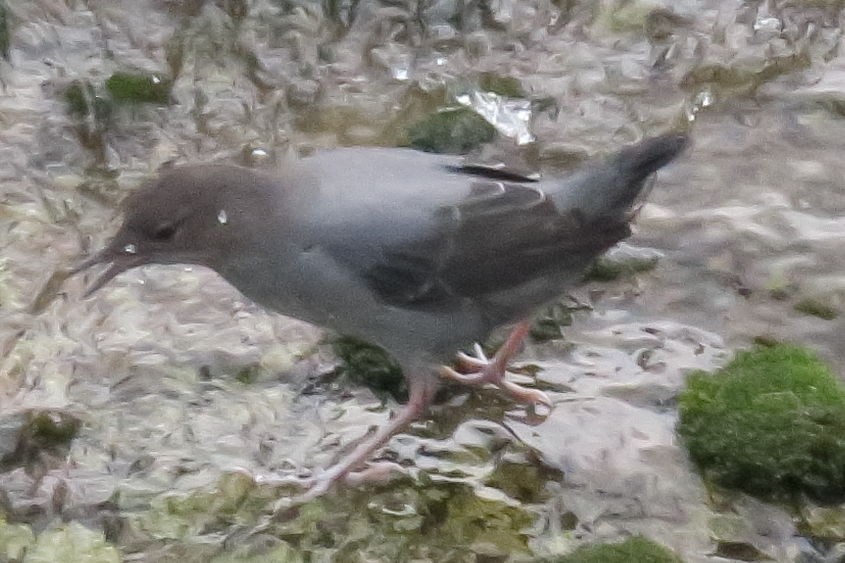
left=1, top=1, right=844, bottom=561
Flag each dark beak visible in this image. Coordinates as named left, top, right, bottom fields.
left=70, top=244, right=146, bottom=297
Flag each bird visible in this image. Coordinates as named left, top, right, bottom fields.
left=71, top=132, right=688, bottom=499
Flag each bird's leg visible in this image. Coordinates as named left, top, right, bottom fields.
left=440, top=320, right=552, bottom=407
left=294, top=372, right=439, bottom=502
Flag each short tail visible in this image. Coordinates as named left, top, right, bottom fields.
left=611, top=133, right=689, bottom=189
left=552, top=133, right=689, bottom=221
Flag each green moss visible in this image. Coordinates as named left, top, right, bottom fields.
left=1, top=410, right=82, bottom=470
left=333, top=336, right=406, bottom=401
left=28, top=411, right=81, bottom=446
left=548, top=536, right=682, bottom=562
left=270, top=483, right=533, bottom=560
left=0, top=0, right=9, bottom=60
left=407, top=107, right=496, bottom=154
left=64, top=80, right=112, bottom=121
left=130, top=477, right=536, bottom=561
left=478, top=72, right=525, bottom=98
left=0, top=518, right=35, bottom=561
left=211, top=541, right=303, bottom=562
left=596, top=1, right=656, bottom=34
left=530, top=300, right=590, bottom=342
left=794, top=297, right=839, bottom=320
left=235, top=363, right=262, bottom=384
left=585, top=253, right=659, bottom=282
left=485, top=455, right=559, bottom=503
left=752, top=335, right=781, bottom=348
left=25, top=523, right=120, bottom=563
left=105, top=71, right=172, bottom=105
left=136, top=472, right=275, bottom=540
left=678, top=344, right=845, bottom=501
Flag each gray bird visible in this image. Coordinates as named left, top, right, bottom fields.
left=72, top=133, right=688, bottom=497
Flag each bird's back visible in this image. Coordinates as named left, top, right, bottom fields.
left=235, top=136, right=686, bottom=365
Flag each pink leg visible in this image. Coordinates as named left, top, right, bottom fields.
left=440, top=320, right=551, bottom=407
left=293, top=371, right=439, bottom=502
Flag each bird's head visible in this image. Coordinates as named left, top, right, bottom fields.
left=72, top=164, right=283, bottom=296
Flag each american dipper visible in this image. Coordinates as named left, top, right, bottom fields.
left=72, top=133, right=688, bottom=497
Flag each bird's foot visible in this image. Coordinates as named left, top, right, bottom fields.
left=439, top=320, right=552, bottom=408
left=267, top=374, right=438, bottom=517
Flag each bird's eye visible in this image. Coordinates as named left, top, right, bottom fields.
left=152, top=223, right=178, bottom=241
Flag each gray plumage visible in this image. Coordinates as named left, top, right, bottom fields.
left=77, top=133, right=688, bottom=373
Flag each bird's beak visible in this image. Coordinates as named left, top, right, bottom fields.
left=70, top=243, right=147, bottom=297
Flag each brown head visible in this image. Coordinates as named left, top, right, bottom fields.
left=72, top=164, right=284, bottom=296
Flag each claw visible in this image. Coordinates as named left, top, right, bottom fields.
left=439, top=320, right=552, bottom=410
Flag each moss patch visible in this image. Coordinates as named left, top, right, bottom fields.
left=105, top=71, right=172, bottom=105
left=0, top=0, right=9, bottom=60
left=128, top=475, right=535, bottom=561
left=332, top=336, right=407, bottom=401
left=407, top=107, right=496, bottom=154
left=549, top=536, right=683, bottom=562
left=678, top=344, right=845, bottom=501
left=585, top=253, right=659, bottom=282
left=530, top=300, right=591, bottom=342
left=64, top=80, right=113, bottom=121
left=0, top=518, right=35, bottom=561
left=268, top=483, right=534, bottom=560
left=478, top=72, right=525, bottom=98
left=1, top=410, right=81, bottom=471
left=794, top=297, right=839, bottom=320
left=25, top=523, right=120, bottom=563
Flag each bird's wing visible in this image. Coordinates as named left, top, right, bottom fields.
left=322, top=174, right=628, bottom=308
left=303, top=134, right=686, bottom=309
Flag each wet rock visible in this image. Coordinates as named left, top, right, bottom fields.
left=585, top=245, right=662, bottom=282
left=285, top=78, right=321, bottom=108
left=800, top=503, right=845, bottom=542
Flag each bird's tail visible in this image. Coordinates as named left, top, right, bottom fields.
left=550, top=133, right=689, bottom=222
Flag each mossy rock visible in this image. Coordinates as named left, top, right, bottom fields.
left=407, top=107, right=496, bottom=154
left=678, top=344, right=845, bottom=502
left=546, top=536, right=683, bottom=562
